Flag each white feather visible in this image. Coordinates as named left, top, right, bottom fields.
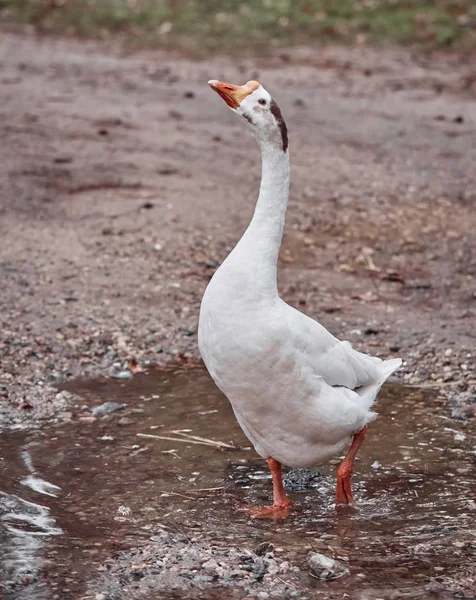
left=199, top=87, right=401, bottom=468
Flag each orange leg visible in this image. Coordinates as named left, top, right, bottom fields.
left=335, top=425, right=368, bottom=506
left=248, top=457, right=293, bottom=518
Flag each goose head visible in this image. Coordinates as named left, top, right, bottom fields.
left=208, top=79, right=288, bottom=152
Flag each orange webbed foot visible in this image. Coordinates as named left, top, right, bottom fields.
left=247, top=500, right=292, bottom=519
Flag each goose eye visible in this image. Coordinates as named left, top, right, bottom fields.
left=258, top=99, right=267, bottom=106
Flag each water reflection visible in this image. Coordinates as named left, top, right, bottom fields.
left=0, top=449, right=62, bottom=600
left=0, top=368, right=474, bottom=599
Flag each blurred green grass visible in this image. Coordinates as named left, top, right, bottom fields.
left=1, top=0, right=475, bottom=53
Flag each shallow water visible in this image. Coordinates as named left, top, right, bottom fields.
left=1, top=368, right=475, bottom=599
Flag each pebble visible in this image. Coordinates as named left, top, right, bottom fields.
left=78, top=416, right=96, bottom=423
left=307, top=552, right=349, bottom=581
left=255, top=541, right=274, bottom=556
left=201, top=559, right=219, bottom=570
left=91, top=401, right=126, bottom=415
left=282, top=468, right=322, bottom=491
left=279, top=561, right=290, bottom=573
left=111, top=370, right=132, bottom=379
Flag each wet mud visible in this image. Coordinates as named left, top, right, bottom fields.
left=1, top=368, right=475, bottom=599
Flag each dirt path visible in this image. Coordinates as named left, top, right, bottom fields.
left=0, top=31, right=475, bottom=428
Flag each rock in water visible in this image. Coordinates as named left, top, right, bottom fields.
left=307, top=552, right=349, bottom=581
left=91, top=402, right=126, bottom=416
left=283, top=468, right=323, bottom=491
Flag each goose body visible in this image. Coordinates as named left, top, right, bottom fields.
left=198, top=79, right=401, bottom=511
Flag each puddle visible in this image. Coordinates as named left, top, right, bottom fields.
left=1, top=368, right=475, bottom=599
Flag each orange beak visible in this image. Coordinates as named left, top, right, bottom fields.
left=208, top=79, right=260, bottom=109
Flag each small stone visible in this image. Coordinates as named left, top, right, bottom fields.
left=158, top=166, right=179, bottom=175
left=111, top=370, right=132, bottom=379
left=283, top=468, right=322, bottom=491
left=389, top=345, right=400, bottom=352
left=91, top=401, right=126, bottom=416
left=178, top=327, right=195, bottom=337
left=194, top=574, right=214, bottom=583
left=279, top=561, right=290, bottom=573
left=78, top=416, right=96, bottom=423
left=266, top=560, right=279, bottom=575
left=258, top=593, right=269, bottom=599
left=308, top=552, right=349, bottom=581
left=254, top=541, right=274, bottom=556
left=451, top=404, right=475, bottom=420
left=364, top=327, right=379, bottom=335
left=169, top=110, right=183, bottom=120
left=201, top=559, right=219, bottom=570
left=117, top=505, right=131, bottom=516
left=444, top=348, right=453, bottom=357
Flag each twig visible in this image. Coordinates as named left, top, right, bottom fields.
left=189, top=486, right=225, bottom=492
left=137, top=432, right=231, bottom=449
left=308, top=541, right=318, bottom=553
left=161, top=491, right=196, bottom=501
left=277, top=575, right=295, bottom=588
left=170, top=430, right=237, bottom=449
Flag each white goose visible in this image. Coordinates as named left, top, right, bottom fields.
left=198, top=80, right=401, bottom=517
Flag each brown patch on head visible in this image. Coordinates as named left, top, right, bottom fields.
left=208, top=80, right=260, bottom=109
left=270, top=100, right=288, bottom=152
left=242, top=113, right=255, bottom=126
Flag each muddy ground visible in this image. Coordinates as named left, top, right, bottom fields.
left=0, top=28, right=475, bottom=599
left=1, top=30, right=475, bottom=430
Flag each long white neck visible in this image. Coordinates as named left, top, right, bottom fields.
left=229, top=139, right=290, bottom=297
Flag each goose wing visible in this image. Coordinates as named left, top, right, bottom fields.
left=281, top=301, right=401, bottom=391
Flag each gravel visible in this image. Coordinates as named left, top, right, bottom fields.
left=0, top=31, right=475, bottom=434
left=89, top=530, right=303, bottom=600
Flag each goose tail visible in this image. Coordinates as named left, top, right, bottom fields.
left=355, top=357, right=402, bottom=412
